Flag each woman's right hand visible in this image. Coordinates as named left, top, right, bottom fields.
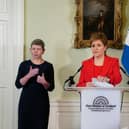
left=28, top=66, right=39, bottom=78
left=20, top=66, right=39, bottom=86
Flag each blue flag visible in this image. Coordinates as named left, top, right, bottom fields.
left=121, top=30, right=129, bottom=75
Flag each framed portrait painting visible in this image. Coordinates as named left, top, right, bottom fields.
left=74, top=0, right=123, bottom=49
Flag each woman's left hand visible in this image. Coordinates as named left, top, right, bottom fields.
left=37, top=73, right=50, bottom=89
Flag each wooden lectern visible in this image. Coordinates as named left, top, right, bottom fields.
left=65, top=85, right=129, bottom=129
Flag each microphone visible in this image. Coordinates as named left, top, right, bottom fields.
left=64, top=65, right=83, bottom=87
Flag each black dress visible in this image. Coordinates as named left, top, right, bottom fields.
left=15, top=60, right=55, bottom=129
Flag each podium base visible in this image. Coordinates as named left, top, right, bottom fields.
left=81, top=89, right=121, bottom=129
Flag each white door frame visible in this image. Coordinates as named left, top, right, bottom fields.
left=12, top=0, right=24, bottom=129
left=0, top=0, right=24, bottom=129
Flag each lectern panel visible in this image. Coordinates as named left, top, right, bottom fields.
left=81, top=89, right=121, bottom=129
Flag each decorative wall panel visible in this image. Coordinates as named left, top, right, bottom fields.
left=48, top=100, right=129, bottom=129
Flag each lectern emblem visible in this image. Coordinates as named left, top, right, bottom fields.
left=86, top=96, right=116, bottom=112
left=93, top=96, right=109, bottom=106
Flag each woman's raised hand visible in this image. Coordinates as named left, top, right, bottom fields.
left=28, top=66, right=39, bottom=78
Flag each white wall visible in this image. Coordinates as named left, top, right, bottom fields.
left=24, top=0, right=129, bottom=101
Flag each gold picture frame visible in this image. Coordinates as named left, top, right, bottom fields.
left=74, top=0, right=123, bottom=49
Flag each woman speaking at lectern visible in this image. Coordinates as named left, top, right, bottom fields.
left=77, top=32, right=122, bottom=87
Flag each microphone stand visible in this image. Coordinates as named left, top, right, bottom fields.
left=120, top=66, right=129, bottom=85
left=64, top=66, right=83, bottom=90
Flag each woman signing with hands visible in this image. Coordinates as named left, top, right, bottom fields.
left=15, top=39, right=55, bottom=129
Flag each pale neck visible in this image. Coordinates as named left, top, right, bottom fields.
left=94, top=55, right=105, bottom=66
left=31, top=58, right=44, bottom=65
